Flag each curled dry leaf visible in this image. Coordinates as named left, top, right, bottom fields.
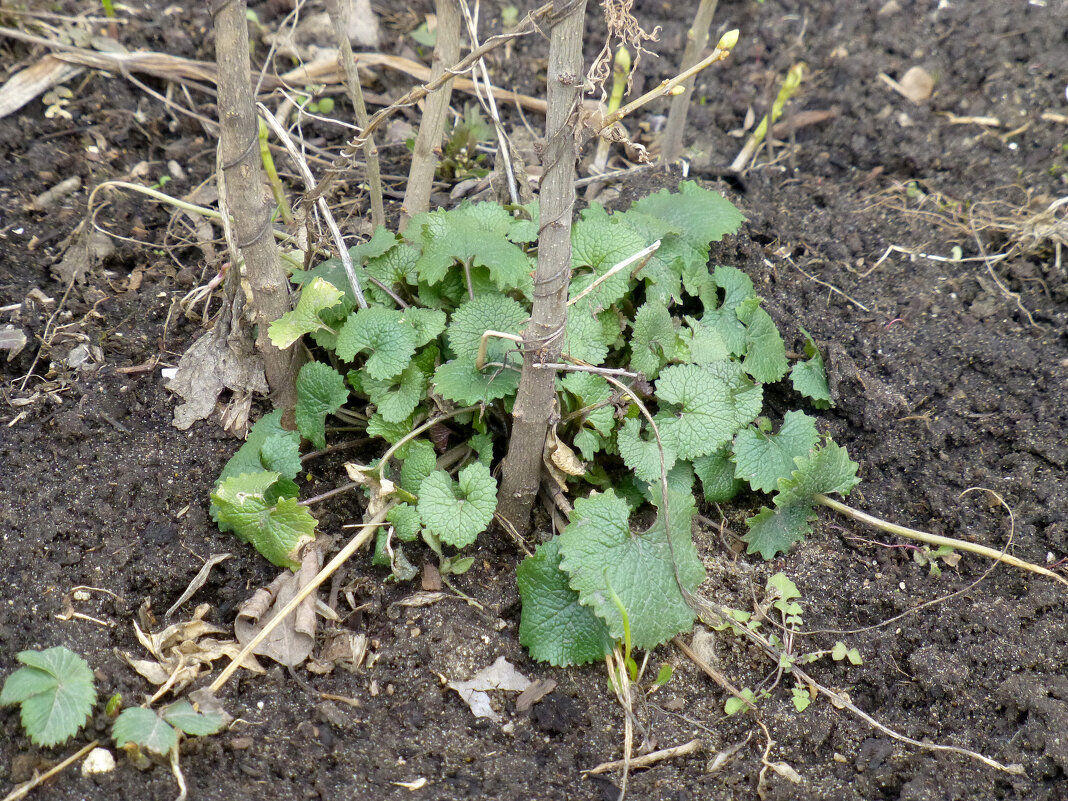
left=235, top=545, right=323, bottom=667
left=122, top=603, right=263, bottom=693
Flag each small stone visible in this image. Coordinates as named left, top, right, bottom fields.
left=81, top=748, right=116, bottom=777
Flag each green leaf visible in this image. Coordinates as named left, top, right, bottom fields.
left=433, top=359, right=520, bottom=405
left=161, top=701, right=225, bottom=737
left=693, top=445, right=744, bottom=503
left=630, top=301, right=677, bottom=379
left=724, top=688, right=757, bottom=716
left=732, top=411, right=820, bottom=493
left=365, top=241, right=419, bottom=304
left=366, top=411, right=416, bottom=445
left=410, top=204, right=534, bottom=295
left=701, top=265, right=755, bottom=356
left=777, top=440, right=861, bottom=503
left=112, top=707, right=178, bottom=756
left=742, top=502, right=814, bottom=560
left=292, top=227, right=398, bottom=309
left=446, top=294, right=527, bottom=362
left=518, top=538, right=614, bottom=667
left=212, top=472, right=317, bottom=568
left=557, top=490, right=704, bottom=650
left=398, top=439, right=436, bottom=494
left=361, top=363, right=426, bottom=424
left=387, top=503, right=422, bottom=542
left=736, top=299, right=789, bottom=384
left=790, top=327, right=832, bottom=408
left=336, top=307, right=418, bottom=380
left=294, top=361, right=349, bottom=449
left=616, top=418, right=677, bottom=483
left=681, top=316, right=730, bottom=365
left=260, top=432, right=302, bottom=480
left=562, top=306, right=612, bottom=365
left=470, top=432, right=494, bottom=465
left=561, top=372, right=615, bottom=436
left=791, top=687, right=812, bottom=712
left=216, top=410, right=292, bottom=486
left=268, top=277, right=343, bottom=349
left=654, top=363, right=762, bottom=460
left=569, top=209, right=647, bottom=310
left=417, top=462, right=498, bottom=548
left=631, top=181, right=744, bottom=249
left=1, top=647, right=96, bottom=747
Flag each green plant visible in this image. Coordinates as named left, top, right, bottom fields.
left=211, top=180, right=865, bottom=669
left=112, top=701, right=225, bottom=761
left=711, top=573, right=862, bottom=715
left=435, top=103, right=495, bottom=182
left=0, top=647, right=96, bottom=747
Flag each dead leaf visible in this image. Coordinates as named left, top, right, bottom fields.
left=165, top=318, right=268, bottom=431
left=235, top=546, right=323, bottom=667
left=0, top=54, right=84, bottom=120
left=448, top=656, right=532, bottom=722
left=165, top=553, right=232, bottom=618
left=0, top=325, right=28, bottom=360
left=53, top=222, right=115, bottom=285
left=880, top=66, right=934, bottom=104
left=306, top=631, right=368, bottom=674
left=515, top=678, right=557, bottom=712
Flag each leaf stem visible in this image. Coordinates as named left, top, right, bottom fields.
left=376, top=405, right=482, bottom=484
left=814, top=494, right=1068, bottom=587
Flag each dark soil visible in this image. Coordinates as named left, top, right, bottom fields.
left=2, top=1, right=1067, bottom=799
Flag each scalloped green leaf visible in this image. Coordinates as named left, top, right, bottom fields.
left=417, top=462, right=498, bottom=548
left=560, top=372, right=615, bottom=436
left=161, top=701, right=226, bottom=737
left=112, top=707, right=178, bottom=756
left=433, top=359, right=520, bottom=405
left=260, top=432, right=302, bottom=481
left=790, top=327, right=833, bottom=408
left=557, top=490, right=704, bottom=650
left=681, top=316, right=730, bottom=365
left=446, top=294, right=527, bottom=362
left=387, top=503, right=422, bottom=542
left=295, top=361, right=349, bottom=449
left=361, top=363, right=426, bottom=424
left=518, top=538, right=614, bottom=667
left=630, top=301, right=677, bottom=379
left=732, top=411, right=820, bottom=493
left=292, top=226, right=399, bottom=309
left=1, top=647, right=96, bottom=748
left=212, top=472, right=316, bottom=568
left=777, top=439, right=861, bottom=503
left=410, top=204, right=533, bottom=295
left=631, top=180, right=744, bottom=249
left=336, top=307, right=418, bottom=380
left=365, top=241, right=419, bottom=304
left=742, top=502, right=815, bottom=560
left=737, top=299, right=789, bottom=384
left=616, top=418, right=677, bottom=483
left=654, top=362, right=762, bottom=460
left=693, top=445, right=744, bottom=503
left=398, top=439, right=437, bottom=494
left=269, top=277, right=344, bottom=349
left=562, top=306, right=612, bottom=365
left=569, top=208, right=647, bottom=311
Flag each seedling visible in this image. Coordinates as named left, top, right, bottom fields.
left=0, top=647, right=96, bottom=747
left=436, top=103, right=494, bottom=182
left=712, top=573, right=862, bottom=716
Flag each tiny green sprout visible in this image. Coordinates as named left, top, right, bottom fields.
left=791, top=686, right=812, bottom=712
left=410, top=20, right=437, bottom=48
left=652, top=664, right=674, bottom=689
left=500, top=5, right=519, bottom=27
left=724, top=688, right=760, bottom=716
left=105, top=692, right=123, bottom=718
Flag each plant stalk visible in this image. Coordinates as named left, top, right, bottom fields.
left=660, top=0, right=718, bottom=162
left=815, top=494, right=1068, bottom=587
left=325, top=0, right=385, bottom=228
left=497, top=0, right=587, bottom=536
left=212, top=0, right=298, bottom=415
left=400, top=0, right=462, bottom=229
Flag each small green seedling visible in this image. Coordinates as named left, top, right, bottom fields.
left=714, top=573, right=862, bottom=716
left=113, top=701, right=226, bottom=762
left=0, top=647, right=97, bottom=747
left=437, top=104, right=495, bottom=182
